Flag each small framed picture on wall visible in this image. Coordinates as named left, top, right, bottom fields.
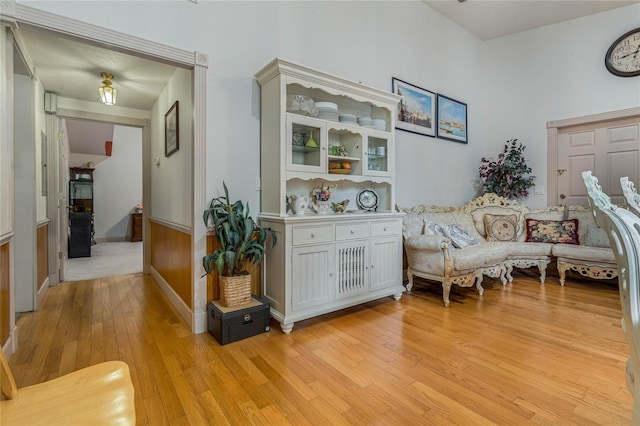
left=165, top=100, right=179, bottom=157
left=436, top=94, right=467, bottom=144
left=392, top=77, right=436, bottom=138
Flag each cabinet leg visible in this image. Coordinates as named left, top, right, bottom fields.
left=281, top=322, right=294, bottom=334
left=393, top=292, right=402, bottom=301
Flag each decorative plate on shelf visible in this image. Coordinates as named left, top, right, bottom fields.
left=356, top=189, right=379, bottom=211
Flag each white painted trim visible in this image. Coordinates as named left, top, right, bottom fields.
left=150, top=217, right=192, bottom=235
left=192, top=57, right=207, bottom=335
left=36, top=276, right=48, bottom=309
left=36, top=218, right=49, bottom=227
left=547, top=107, right=640, bottom=206
left=547, top=107, right=640, bottom=130
left=149, top=265, right=193, bottom=330
left=14, top=4, right=194, bottom=67
left=0, top=232, right=14, bottom=245
left=1, top=326, right=18, bottom=358
left=194, top=311, right=206, bottom=335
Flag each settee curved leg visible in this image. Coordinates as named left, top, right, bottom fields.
left=406, top=269, right=414, bottom=292
left=475, top=275, right=485, bottom=296
left=442, top=281, right=452, bottom=307
left=558, top=262, right=567, bottom=286
left=538, top=261, right=547, bottom=284
left=506, top=262, right=514, bottom=283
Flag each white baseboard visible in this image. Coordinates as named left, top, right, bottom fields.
left=2, top=326, right=18, bottom=359
left=36, top=277, right=49, bottom=309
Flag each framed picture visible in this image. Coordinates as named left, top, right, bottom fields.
left=436, top=94, right=467, bottom=144
left=165, top=100, right=179, bottom=157
left=392, top=77, right=436, bottom=137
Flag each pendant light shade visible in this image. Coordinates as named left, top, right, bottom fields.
left=98, top=72, right=117, bottom=105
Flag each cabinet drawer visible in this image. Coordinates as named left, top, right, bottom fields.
left=292, top=225, right=333, bottom=245
left=371, top=220, right=401, bottom=237
left=335, top=222, right=369, bottom=241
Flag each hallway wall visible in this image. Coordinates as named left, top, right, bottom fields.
left=93, top=125, right=142, bottom=241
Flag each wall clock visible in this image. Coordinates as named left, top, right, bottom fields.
left=605, top=27, right=640, bottom=77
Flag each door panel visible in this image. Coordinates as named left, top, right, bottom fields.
left=557, top=117, right=640, bottom=206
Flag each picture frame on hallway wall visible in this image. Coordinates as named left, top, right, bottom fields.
left=165, top=100, right=179, bottom=157
left=436, top=94, right=467, bottom=144
left=392, top=77, right=436, bottom=138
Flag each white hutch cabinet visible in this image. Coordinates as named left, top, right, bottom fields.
left=256, top=58, right=405, bottom=334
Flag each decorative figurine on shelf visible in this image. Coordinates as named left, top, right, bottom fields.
left=331, top=199, right=349, bottom=214
left=305, top=129, right=318, bottom=148
left=311, top=182, right=336, bottom=214
left=337, top=145, right=348, bottom=157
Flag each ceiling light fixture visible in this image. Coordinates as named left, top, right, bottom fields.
left=98, top=72, right=117, bottom=106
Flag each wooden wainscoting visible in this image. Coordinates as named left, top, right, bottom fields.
left=1, top=241, right=10, bottom=344
left=206, top=233, right=261, bottom=302
left=150, top=220, right=192, bottom=309
left=37, top=223, right=48, bottom=290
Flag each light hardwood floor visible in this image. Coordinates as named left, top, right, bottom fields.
left=8, top=270, right=632, bottom=425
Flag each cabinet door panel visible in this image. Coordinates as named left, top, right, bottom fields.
left=292, top=244, right=334, bottom=311
left=336, top=240, right=369, bottom=300
left=286, top=114, right=326, bottom=173
left=370, top=236, right=402, bottom=291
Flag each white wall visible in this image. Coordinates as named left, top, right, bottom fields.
left=19, top=1, right=640, bottom=212
left=150, top=67, right=192, bottom=226
left=93, top=125, right=142, bottom=241
left=481, top=4, right=640, bottom=208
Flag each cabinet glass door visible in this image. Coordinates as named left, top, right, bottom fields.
left=365, top=133, right=391, bottom=176
left=287, top=115, right=325, bottom=173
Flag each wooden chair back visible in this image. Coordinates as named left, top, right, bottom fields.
left=621, top=176, right=640, bottom=218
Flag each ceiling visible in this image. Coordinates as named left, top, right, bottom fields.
left=16, top=25, right=179, bottom=159
left=18, top=26, right=178, bottom=111
left=423, top=0, right=639, bottom=41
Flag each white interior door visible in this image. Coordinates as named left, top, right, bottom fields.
left=557, top=116, right=640, bottom=206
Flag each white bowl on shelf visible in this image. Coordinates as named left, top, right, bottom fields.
left=315, top=101, right=338, bottom=110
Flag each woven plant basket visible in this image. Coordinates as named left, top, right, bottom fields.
left=219, top=274, right=252, bottom=307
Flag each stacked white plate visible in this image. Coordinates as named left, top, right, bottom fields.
left=339, top=114, right=357, bottom=125
left=315, top=102, right=339, bottom=122
left=358, top=116, right=372, bottom=127
left=372, top=119, right=386, bottom=131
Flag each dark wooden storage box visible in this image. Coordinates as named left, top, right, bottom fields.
left=207, top=296, right=270, bottom=345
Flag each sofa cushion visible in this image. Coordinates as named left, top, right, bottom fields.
left=507, top=242, right=554, bottom=257
left=568, top=208, right=596, bottom=245
left=525, top=218, right=580, bottom=245
left=402, top=214, right=426, bottom=238
left=484, top=214, right=518, bottom=242
left=446, top=224, right=480, bottom=248
left=584, top=224, right=611, bottom=248
left=451, top=243, right=509, bottom=270
left=552, top=244, right=616, bottom=263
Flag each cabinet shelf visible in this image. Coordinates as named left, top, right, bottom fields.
left=292, top=145, right=321, bottom=154
left=328, top=155, right=359, bottom=163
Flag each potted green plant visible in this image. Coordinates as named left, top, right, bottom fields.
left=203, top=182, right=276, bottom=307
left=478, top=139, right=536, bottom=200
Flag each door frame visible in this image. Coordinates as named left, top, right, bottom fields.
left=547, top=106, right=640, bottom=206
left=2, top=1, right=209, bottom=333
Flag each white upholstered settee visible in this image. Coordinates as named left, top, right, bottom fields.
left=397, top=193, right=617, bottom=306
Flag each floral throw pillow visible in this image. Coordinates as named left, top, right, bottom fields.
left=484, top=213, right=518, bottom=242
left=525, top=218, right=580, bottom=245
